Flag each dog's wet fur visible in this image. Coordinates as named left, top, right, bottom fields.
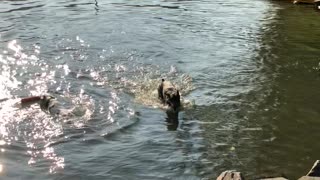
left=158, top=79, right=181, bottom=111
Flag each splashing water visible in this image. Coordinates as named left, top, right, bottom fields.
left=127, top=73, right=195, bottom=109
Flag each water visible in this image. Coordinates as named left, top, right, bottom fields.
left=1, top=0, right=320, bottom=179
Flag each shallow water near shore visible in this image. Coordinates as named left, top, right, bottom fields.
left=1, top=0, right=320, bottom=179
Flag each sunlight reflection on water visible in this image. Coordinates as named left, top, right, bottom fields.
left=0, top=23, right=197, bottom=178
left=0, top=101, right=65, bottom=173
left=0, top=40, right=74, bottom=174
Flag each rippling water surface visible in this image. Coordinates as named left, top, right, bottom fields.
left=1, top=0, right=320, bottom=179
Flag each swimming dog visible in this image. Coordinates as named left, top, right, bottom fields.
left=21, top=95, right=60, bottom=115
left=158, top=79, right=180, bottom=111
left=20, top=95, right=90, bottom=118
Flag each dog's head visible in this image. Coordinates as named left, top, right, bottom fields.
left=39, top=95, right=60, bottom=115
left=164, top=88, right=180, bottom=111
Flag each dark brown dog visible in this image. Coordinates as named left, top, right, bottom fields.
left=158, top=79, right=180, bottom=111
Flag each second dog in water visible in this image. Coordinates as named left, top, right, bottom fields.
left=158, top=79, right=181, bottom=111
left=20, top=95, right=61, bottom=116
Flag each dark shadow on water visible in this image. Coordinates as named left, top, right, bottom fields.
left=166, top=109, right=179, bottom=131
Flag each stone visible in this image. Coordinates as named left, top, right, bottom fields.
left=216, top=171, right=244, bottom=180
left=298, top=176, right=320, bottom=180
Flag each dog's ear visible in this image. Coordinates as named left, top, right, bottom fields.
left=177, top=90, right=180, bottom=96
left=158, top=79, right=164, bottom=100
left=176, top=90, right=180, bottom=99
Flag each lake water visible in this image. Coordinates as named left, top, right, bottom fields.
left=1, top=0, right=320, bottom=179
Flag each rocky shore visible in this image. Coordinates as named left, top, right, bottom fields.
left=216, top=160, right=320, bottom=180
left=288, top=0, right=320, bottom=9
left=293, top=0, right=316, bottom=4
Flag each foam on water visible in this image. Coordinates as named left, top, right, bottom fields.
left=115, top=68, right=195, bottom=110
left=136, top=77, right=195, bottom=109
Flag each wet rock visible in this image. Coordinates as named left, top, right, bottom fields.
left=298, top=176, right=320, bottom=180
left=216, top=160, right=320, bottom=180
